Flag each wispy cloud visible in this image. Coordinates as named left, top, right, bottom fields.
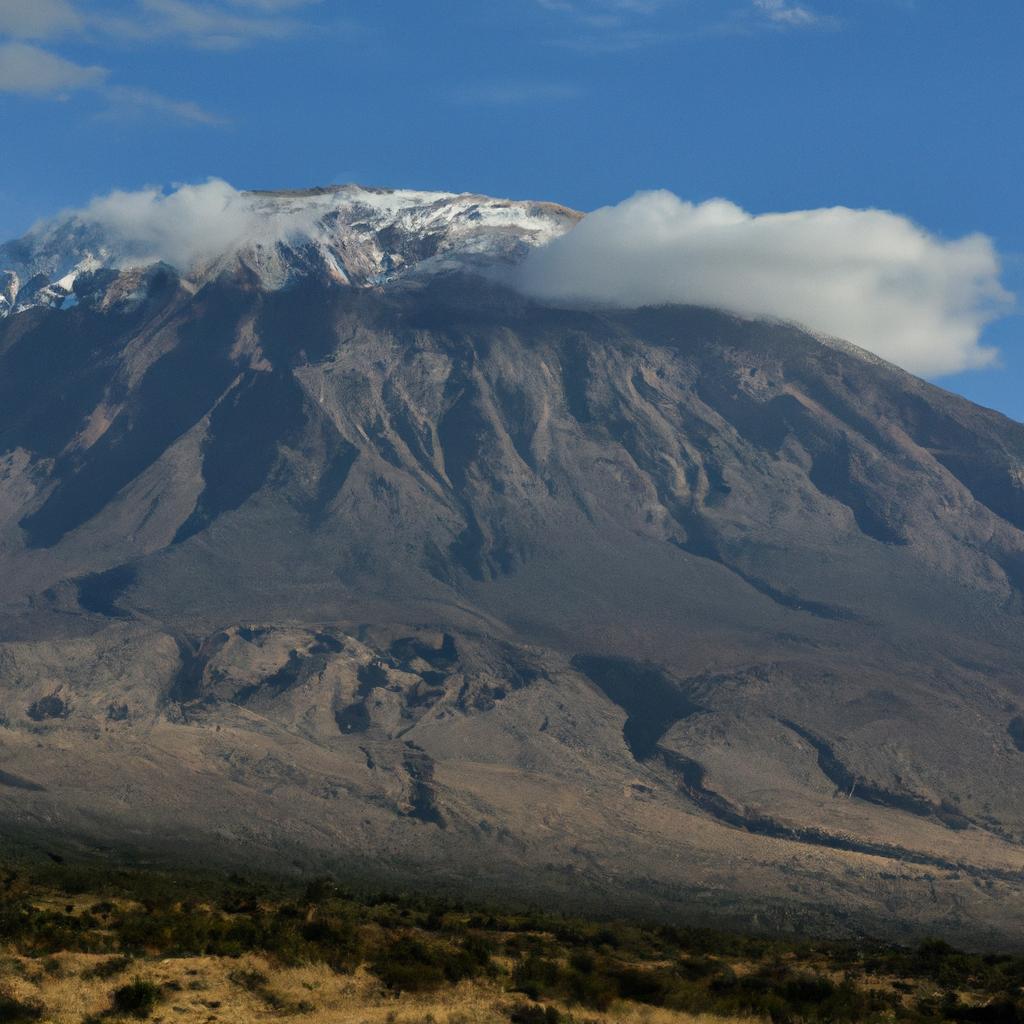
left=225, top=0, right=321, bottom=9
left=547, top=28, right=670, bottom=53
left=0, top=40, right=221, bottom=122
left=102, top=86, right=227, bottom=124
left=537, top=0, right=673, bottom=52
left=751, top=0, right=836, bottom=30
left=536, top=0, right=669, bottom=12
left=0, top=42, right=106, bottom=96
left=1, top=0, right=85, bottom=40
left=537, top=0, right=839, bottom=51
left=0, top=0, right=323, bottom=122
left=97, top=0, right=304, bottom=51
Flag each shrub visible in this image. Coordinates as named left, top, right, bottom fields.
left=950, top=999, right=1024, bottom=1024
left=512, top=953, right=618, bottom=1011
left=82, top=956, right=133, bottom=980
left=0, top=988, right=44, bottom=1022
left=462, top=933, right=497, bottom=966
left=303, top=878, right=340, bottom=904
left=370, top=934, right=492, bottom=992
left=512, top=955, right=562, bottom=1001
left=569, top=951, right=595, bottom=974
left=228, top=967, right=270, bottom=991
left=371, top=937, right=447, bottom=992
left=676, top=955, right=720, bottom=981
left=41, top=956, right=63, bottom=976
left=567, top=969, right=618, bottom=1011
left=300, top=915, right=360, bottom=964
left=508, top=1004, right=562, bottom=1024
left=613, top=965, right=673, bottom=1005
left=111, top=977, right=162, bottom=1019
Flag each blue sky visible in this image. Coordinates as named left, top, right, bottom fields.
left=1, top=0, right=1022, bottom=419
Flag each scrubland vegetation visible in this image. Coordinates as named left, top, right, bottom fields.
left=0, top=863, right=1022, bottom=1023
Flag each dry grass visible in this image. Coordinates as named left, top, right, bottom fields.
left=0, top=950, right=757, bottom=1024
left=4, top=866, right=1018, bottom=1024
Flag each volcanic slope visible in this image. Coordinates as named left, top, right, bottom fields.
left=1, top=187, right=1024, bottom=945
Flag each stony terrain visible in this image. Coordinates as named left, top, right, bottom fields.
left=1, top=188, right=1024, bottom=945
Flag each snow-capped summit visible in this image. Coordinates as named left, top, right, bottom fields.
left=0, top=181, right=581, bottom=316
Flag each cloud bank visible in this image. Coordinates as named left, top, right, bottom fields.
left=516, top=191, right=1011, bottom=376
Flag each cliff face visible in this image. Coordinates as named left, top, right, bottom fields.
left=1, top=236, right=1024, bottom=942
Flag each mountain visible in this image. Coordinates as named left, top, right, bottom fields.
left=1, top=185, right=1024, bottom=946
left=0, top=184, right=579, bottom=316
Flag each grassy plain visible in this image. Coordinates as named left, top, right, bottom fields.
left=1, top=862, right=1022, bottom=1023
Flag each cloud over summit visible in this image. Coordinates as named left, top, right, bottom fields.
left=516, top=191, right=1011, bottom=376
left=70, top=179, right=315, bottom=270
left=39, top=180, right=1013, bottom=380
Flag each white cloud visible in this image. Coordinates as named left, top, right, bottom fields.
left=0, top=2, right=230, bottom=120
left=0, top=42, right=106, bottom=95
left=1, top=0, right=84, bottom=39
left=0, top=42, right=217, bottom=121
left=752, top=0, right=832, bottom=28
left=68, top=179, right=318, bottom=270
left=37, top=180, right=1008, bottom=379
left=515, top=191, right=1012, bottom=376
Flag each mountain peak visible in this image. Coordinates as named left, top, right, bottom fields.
left=0, top=182, right=582, bottom=316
